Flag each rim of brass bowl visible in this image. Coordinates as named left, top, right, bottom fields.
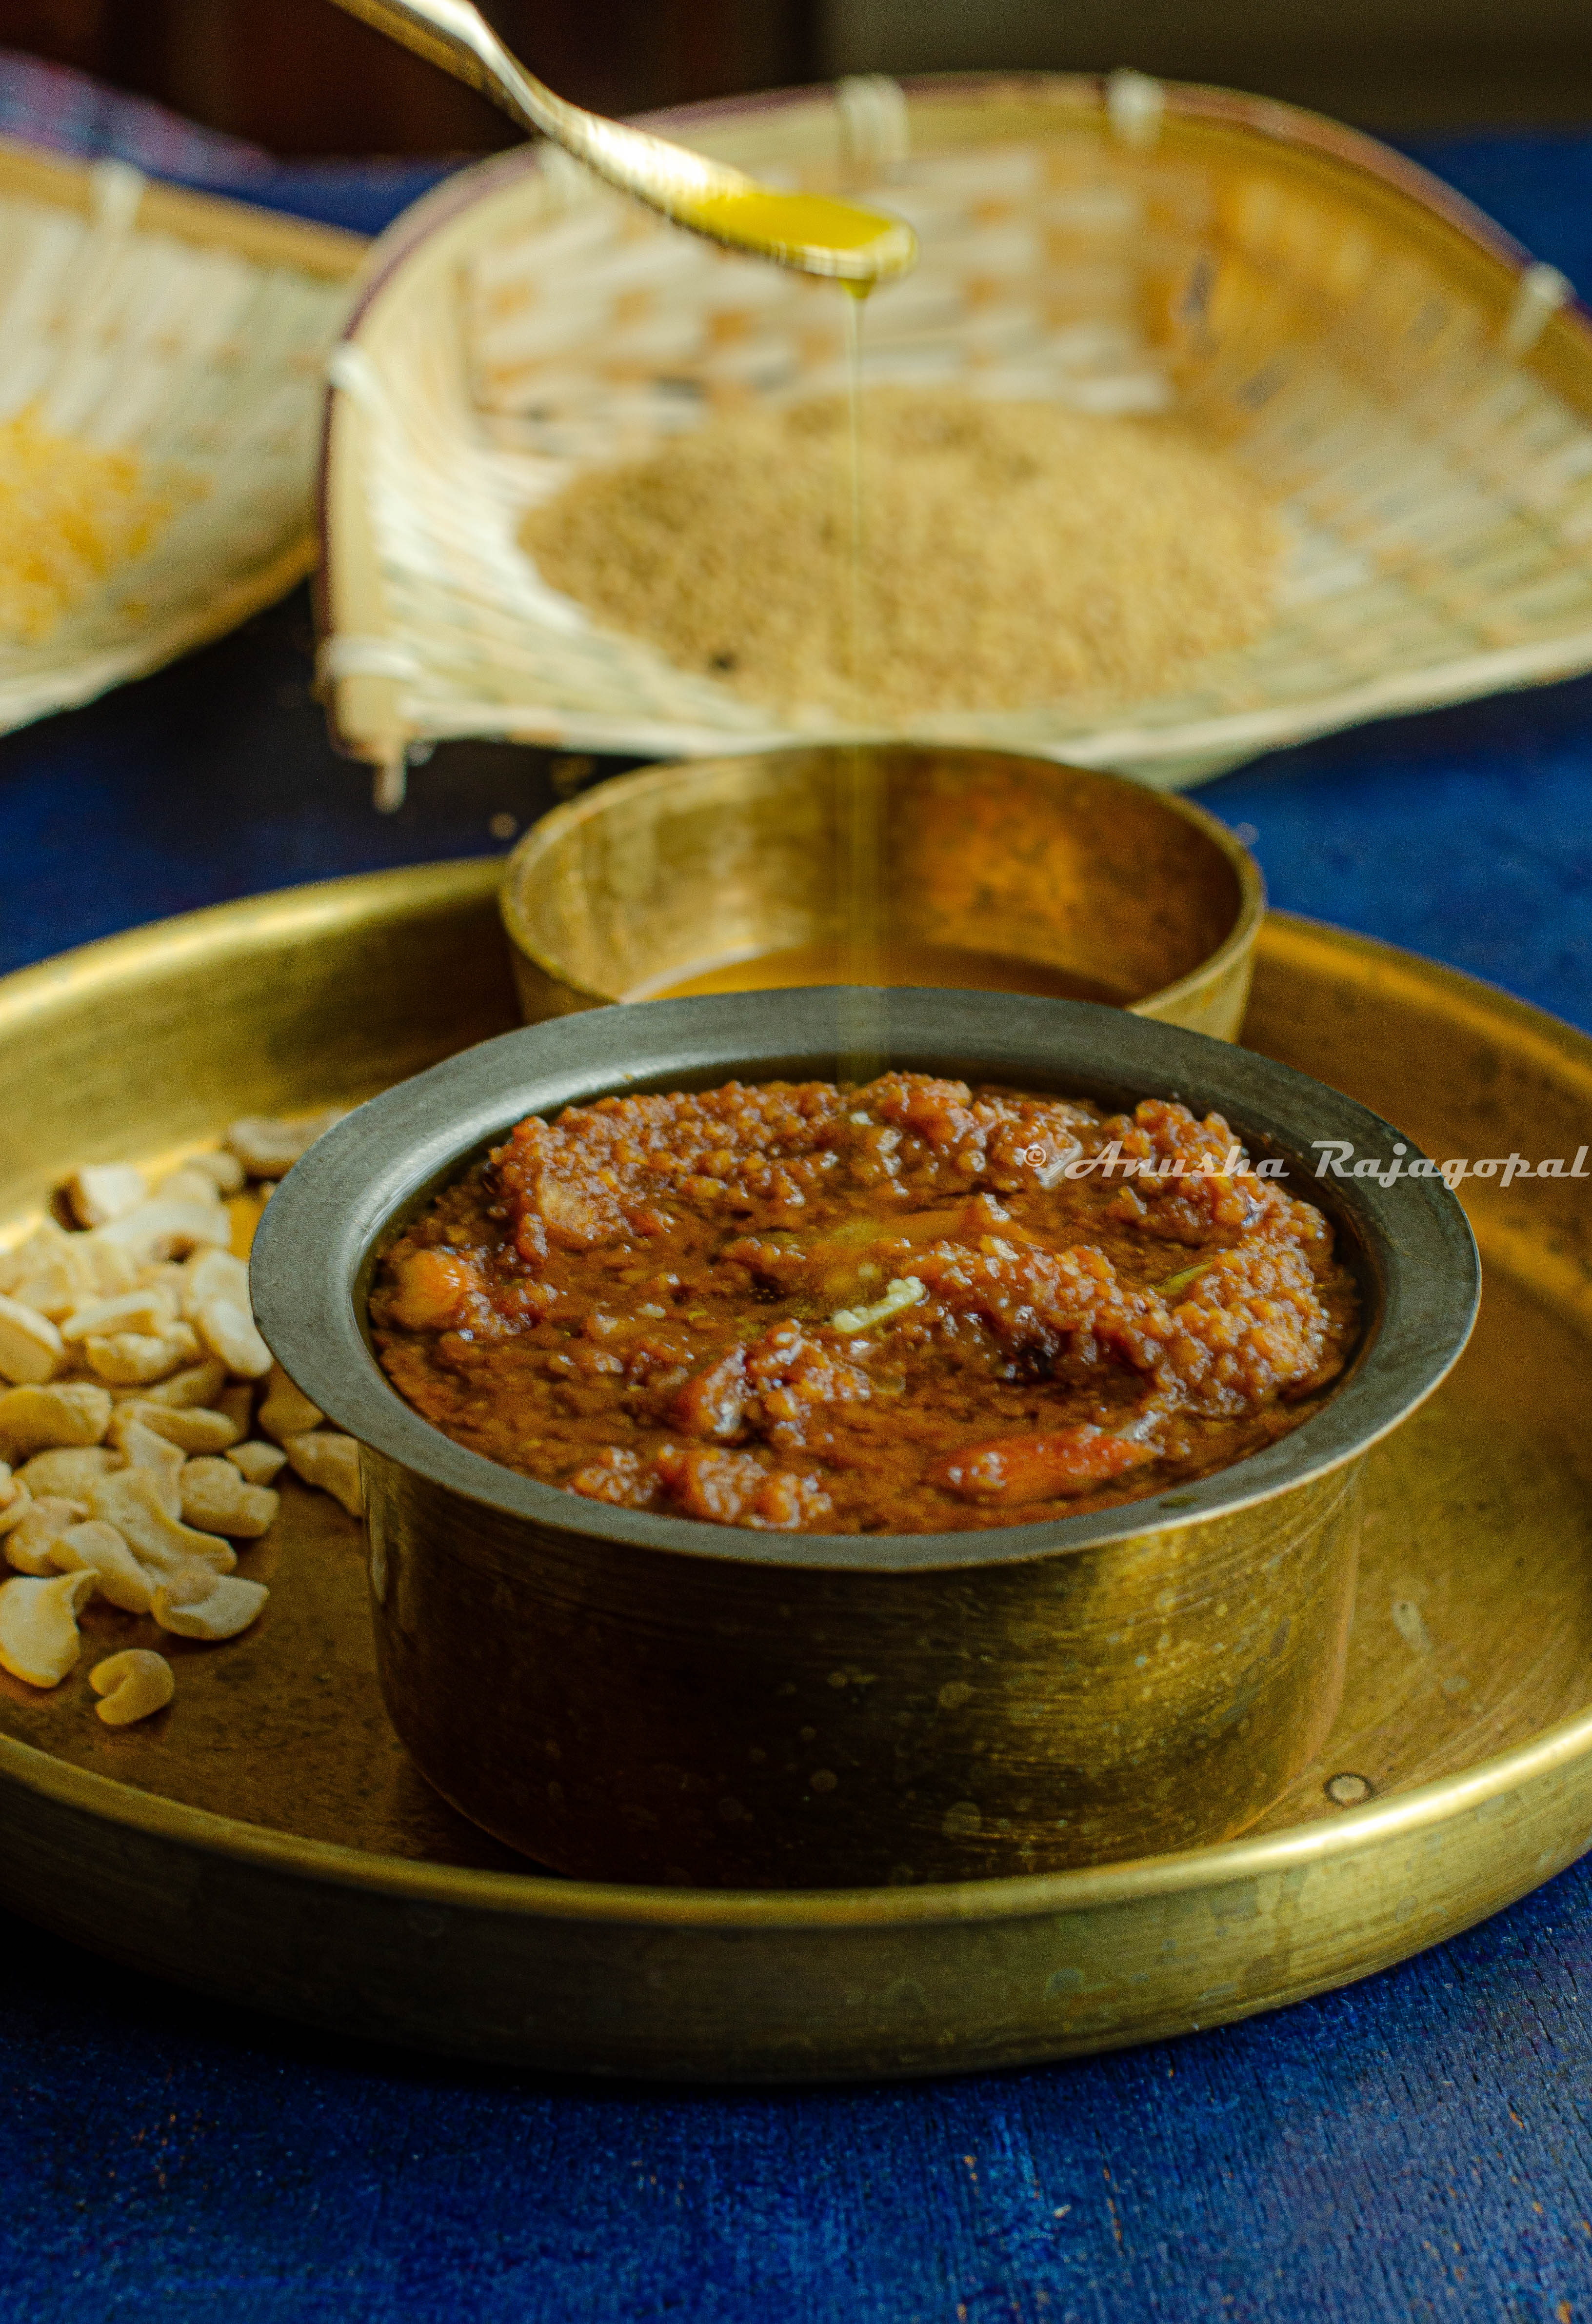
left=251, top=988, right=1478, bottom=1575
left=496, top=746, right=1266, bottom=1029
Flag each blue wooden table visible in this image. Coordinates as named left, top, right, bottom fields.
left=4, top=122, right=1592, bottom=2324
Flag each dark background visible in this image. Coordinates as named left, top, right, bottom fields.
left=2, top=0, right=1590, bottom=154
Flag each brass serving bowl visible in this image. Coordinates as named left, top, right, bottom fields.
left=251, top=988, right=1477, bottom=1891
left=500, top=746, right=1265, bottom=1040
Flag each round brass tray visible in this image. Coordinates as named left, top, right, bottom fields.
left=2, top=862, right=1590, bottom=2081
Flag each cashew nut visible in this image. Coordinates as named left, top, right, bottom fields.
left=4, top=1494, right=89, bottom=1574
left=193, top=1297, right=272, bottom=1380
left=0, top=1460, right=13, bottom=1510
left=60, top=1284, right=179, bottom=1344
left=183, top=1150, right=245, bottom=1194
left=180, top=1248, right=249, bottom=1318
left=283, top=1430, right=363, bottom=1517
left=94, top=1198, right=230, bottom=1266
left=225, top=1109, right=347, bottom=1178
left=18, top=1446, right=124, bottom=1498
left=88, top=1468, right=235, bottom=1577
left=64, top=1163, right=147, bottom=1230
left=0, top=1382, right=113, bottom=1454
left=0, top=1220, right=135, bottom=1317
left=140, top=1359, right=227, bottom=1410
left=90, top=1647, right=175, bottom=1724
left=259, top=1363, right=322, bottom=1443
left=0, top=1568, right=97, bottom=1686
left=226, top=1439, right=286, bottom=1486
left=84, top=1322, right=202, bottom=1386
left=0, top=1292, right=65, bottom=1386
left=115, top=1419, right=186, bottom=1501
left=152, top=1571, right=268, bottom=1641
left=179, top=1456, right=279, bottom=1539
left=0, top=1483, right=31, bottom=1537
left=154, top=1167, right=228, bottom=1211
left=53, top=1519, right=153, bottom=1614
left=111, top=1398, right=238, bottom=1455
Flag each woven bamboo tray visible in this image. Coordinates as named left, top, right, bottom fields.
left=318, top=73, right=1592, bottom=801
left=0, top=137, right=363, bottom=735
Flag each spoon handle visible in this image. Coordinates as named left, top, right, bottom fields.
left=324, top=0, right=917, bottom=282
left=326, top=0, right=726, bottom=196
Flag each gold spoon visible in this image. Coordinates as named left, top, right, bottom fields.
left=326, top=0, right=918, bottom=285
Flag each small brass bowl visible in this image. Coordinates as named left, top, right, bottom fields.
left=500, top=745, right=1265, bottom=1040
left=252, top=990, right=1477, bottom=1889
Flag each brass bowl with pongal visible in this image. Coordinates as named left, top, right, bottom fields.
left=250, top=987, right=1477, bottom=1891
left=499, top=745, right=1264, bottom=1039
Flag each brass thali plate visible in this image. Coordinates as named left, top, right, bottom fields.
left=2, top=861, right=1590, bottom=2080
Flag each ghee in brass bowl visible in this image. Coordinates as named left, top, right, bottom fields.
left=500, top=744, right=1263, bottom=1042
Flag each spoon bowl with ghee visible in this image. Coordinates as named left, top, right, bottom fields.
left=326, top=0, right=918, bottom=284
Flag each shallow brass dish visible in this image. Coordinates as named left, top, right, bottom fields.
left=1, top=864, right=1589, bottom=2079
left=500, top=747, right=1265, bottom=1040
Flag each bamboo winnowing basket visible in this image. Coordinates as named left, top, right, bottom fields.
left=0, top=138, right=363, bottom=734
left=319, top=74, right=1592, bottom=799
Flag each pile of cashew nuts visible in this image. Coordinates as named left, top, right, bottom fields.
left=0, top=1111, right=361, bottom=1726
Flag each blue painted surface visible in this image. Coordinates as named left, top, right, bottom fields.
left=3, top=129, right=1592, bottom=2323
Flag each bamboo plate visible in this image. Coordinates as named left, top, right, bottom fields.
left=2, top=863, right=1590, bottom=2081
left=321, top=73, right=1592, bottom=799
left=0, top=137, right=362, bottom=735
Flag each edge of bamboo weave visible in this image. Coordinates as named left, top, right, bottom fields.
left=0, top=136, right=365, bottom=735
left=318, top=75, right=1592, bottom=787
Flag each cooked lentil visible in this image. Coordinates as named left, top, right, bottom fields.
left=371, top=1073, right=1358, bottom=1535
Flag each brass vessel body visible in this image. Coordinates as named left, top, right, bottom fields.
left=368, top=1452, right=1361, bottom=1886
left=500, top=746, right=1264, bottom=1040
left=252, top=987, right=1476, bottom=1889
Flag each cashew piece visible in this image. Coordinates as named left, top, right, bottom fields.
left=0, top=1569, right=97, bottom=1686
left=4, top=1494, right=89, bottom=1573
left=184, top=1150, right=245, bottom=1194
left=179, top=1456, right=279, bottom=1539
left=154, top=1167, right=228, bottom=1211
left=225, top=1109, right=347, bottom=1178
left=88, top=1467, right=235, bottom=1577
left=111, top=1398, right=238, bottom=1455
left=53, top=1519, right=153, bottom=1614
left=0, top=1221, right=134, bottom=1317
left=0, top=1460, right=13, bottom=1510
left=0, top=1292, right=65, bottom=1386
left=0, top=1381, right=113, bottom=1454
left=64, top=1164, right=148, bottom=1230
left=84, top=1322, right=202, bottom=1386
left=91, top=1647, right=175, bottom=1724
left=226, top=1439, right=286, bottom=1486
left=115, top=1420, right=186, bottom=1505
left=193, top=1297, right=272, bottom=1381
left=0, top=1482, right=32, bottom=1537
left=94, top=1198, right=230, bottom=1266
left=18, top=1446, right=124, bottom=1498
left=180, top=1248, right=250, bottom=1317
left=140, top=1359, right=228, bottom=1410
left=259, top=1363, right=322, bottom=1443
left=283, top=1430, right=363, bottom=1517
left=153, top=1571, right=268, bottom=1641
left=60, top=1285, right=179, bottom=1344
